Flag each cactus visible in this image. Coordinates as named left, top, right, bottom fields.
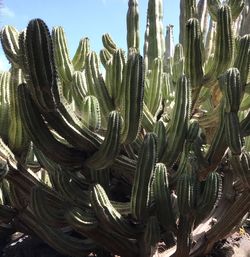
left=131, top=133, right=157, bottom=221
left=144, top=0, right=165, bottom=71
left=127, top=0, right=140, bottom=52
left=0, top=1, right=250, bottom=257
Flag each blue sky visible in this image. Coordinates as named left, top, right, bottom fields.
left=0, top=0, right=180, bottom=70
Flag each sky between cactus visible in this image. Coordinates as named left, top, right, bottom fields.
left=0, top=0, right=180, bottom=70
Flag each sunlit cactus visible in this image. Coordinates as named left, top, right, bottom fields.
left=0, top=0, right=249, bottom=257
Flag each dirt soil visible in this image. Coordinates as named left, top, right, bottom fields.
left=224, top=228, right=250, bottom=257
left=1, top=229, right=250, bottom=257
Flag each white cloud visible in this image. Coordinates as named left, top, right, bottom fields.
left=1, top=6, right=15, bottom=18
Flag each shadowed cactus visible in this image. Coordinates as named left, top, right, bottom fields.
left=0, top=0, right=249, bottom=257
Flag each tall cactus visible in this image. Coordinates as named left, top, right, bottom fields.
left=0, top=1, right=249, bottom=257
left=179, top=0, right=197, bottom=47
left=127, top=0, right=140, bottom=52
left=144, top=0, right=165, bottom=71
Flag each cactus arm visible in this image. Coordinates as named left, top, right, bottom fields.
left=161, top=75, right=191, bottom=166
left=65, top=207, right=98, bottom=231
left=190, top=168, right=236, bottom=256
left=0, top=157, right=8, bottom=181
left=110, top=201, right=131, bottom=216
left=228, top=0, right=245, bottom=20
left=18, top=30, right=30, bottom=77
left=230, top=152, right=250, bottom=189
left=234, top=34, right=250, bottom=88
left=169, top=150, right=188, bottom=186
left=240, top=109, right=250, bottom=136
left=152, top=163, right=177, bottom=232
left=239, top=0, right=250, bottom=36
left=162, top=72, right=175, bottom=104
left=220, top=68, right=242, bottom=113
left=238, top=151, right=250, bottom=188
left=174, top=215, right=194, bottom=257
left=146, top=58, right=163, bottom=116
left=220, top=68, right=242, bottom=154
left=52, top=27, right=74, bottom=84
left=185, top=18, right=204, bottom=107
left=164, top=25, right=175, bottom=60
left=153, top=121, right=167, bottom=159
left=179, top=0, right=185, bottom=45
left=8, top=68, right=29, bottom=156
left=72, top=37, right=90, bottom=71
left=70, top=71, right=87, bottom=109
left=30, top=185, right=68, bottom=227
left=24, top=19, right=60, bottom=112
left=140, top=216, right=161, bottom=257
left=186, top=118, right=200, bottom=143
left=81, top=95, right=101, bottom=131
left=0, top=25, right=20, bottom=68
left=204, top=5, right=234, bottom=83
left=85, top=51, right=114, bottom=119
left=201, top=108, right=227, bottom=178
left=112, top=49, right=126, bottom=107
left=197, top=0, right=208, bottom=35
left=143, top=20, right=150, bottom=72
left=196, top=171, right=221, bottom=222
left=0, top=72, right=11, bottom=142
left=127, top=0, right=140, bottom=52
left=207, top=0, right=221, bottom=21
left=53, top=170, right=90, bottom=207
left=70, top=221, right=138, bottom=257
left=84, top=111, right=121, bottom=170
left=179, top=0, right=197, bottom=46
left=99, top=48, right=112, bottom=68
left=0, top=140, right=16, bottom=172
left=34, top=148, right=91, bottom=207
left=176, top=166, right=195, bottom=216
left=68, top=210, right=139, bottom=257
left=225, top=112, right=242, bottom=155
left=42, top=105, right=101, bottom=152
left=18, top=210, right=95, bottom=257
left=22, top=32, right=102, bottom=152
left=105, top=48, right=126, bottom=107
left=7, top=183, right=27, bottom=210
left=121, top=52, right=144, bottom=144
left=91, top=183, right=142, bottom=238
left=130, top=133, right=157, bottom=221
left=172, top=43, right=184, bottom=84
left=17, top=84, right=86, bottom=167
left=102, top=34, right=117, bottom=55
left=204, top=19, right=216, bottom=62
left=143, top=0, right=165, bottom=71
left=205, top=190, right=250, bottom=249
left=239, top=93, right=250, bottom=111
left=142, top=102, right=155, bottom=131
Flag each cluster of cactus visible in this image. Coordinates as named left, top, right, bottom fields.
left=0, top=0, right=249, bottom=256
